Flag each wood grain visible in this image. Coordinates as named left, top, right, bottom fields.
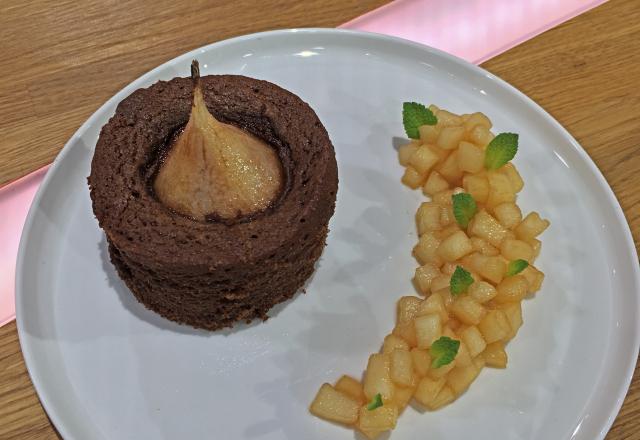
left=0, top=0, right=638, bottom=439
left=0, top=0, right=387, bottom=187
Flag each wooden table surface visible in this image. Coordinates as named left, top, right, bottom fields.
left=1, top=0, right=638, bottom=438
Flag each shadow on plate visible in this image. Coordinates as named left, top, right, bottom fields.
left=100, top=236, right=314, bottom=337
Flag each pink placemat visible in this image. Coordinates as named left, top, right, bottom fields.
left=0, top=167, right=49, bottom=327
left=0, top=0, right=607, bottom=327
left=340, top=0, right=606, bottom=64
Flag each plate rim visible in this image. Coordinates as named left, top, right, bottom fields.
left=15, top=27, right=640, bottom=440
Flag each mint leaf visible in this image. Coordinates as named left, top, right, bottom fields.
left=430, top=336, right=460, bottom=368
left=367, top=393, right=383, bottom=411
left=452, top=193, right=477, bottom=229
left=403, top=102, right=437, bottom=139
left=507, top=259, right=529, bottom=276
left=485, top=133, right=519, bottom=170
left=450, top=265, right=474, bottom=296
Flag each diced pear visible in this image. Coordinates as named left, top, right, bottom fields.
left=393, top=321, right=418, bottom=348
left=335, top=375, right=366, bottom=405
left=521, top=265, right=545, bottom=292
left=486, top=172, right=516, bottom=208
left=451, top=296, right=486, bottom=325
left=409, top=145, right=440, bottom=175
left=402, top=166, right=426, bottom=189
left=494, top=275, right=528, bottom=304
left=414, top=376, right=446, bottom=408
left=430, top=385, right=456, bottom=409
left=500, top=239, right=534, bottom=262
left=483, top=341, right=508, bottom=368
left=390, top=349, right=415, bottom=387
left=436, top=109, right=463, bottom=127
left=493, top=202, right=523, bottom=229
left=422, top=171, right=450, bottom=197
left=447, top=362, right=482, bottom=395
left=469, top=210, right=509, bottom=247
left=363, top=354, right=395, bottom=402
left=382, top=334, right=410, bottom=354
left=413, top=232, right=443, bottom=267
left=411, top=348, right=432, bottom=377
left=398, top=141, right=420, bottom=166
left=416, top=202, right=443, bottom=234
left=459, top=325, right=487, bottom=357
left=478, top=310, right=511, bottom=344
left=457, top=141, right=485, bottom=173
left=468, top=281, right=497, bottom=304
left=464, top=112, right=492, bottom=131
left=418, top=292, right=449, bottom=322
left=414, top=264, right=442, bottom=295
left=415, top=314, right=442, bottom=349
left=357, top=405, right=398, bottom=434
left=393, top=382, right=416, bottom=413
left=419, top=125, right=440, bottom=143
left=463, top=174, right=489, bottom=204
left=437, top=126, right=465, bottom=150
left=496, top=301, right=523, bottom=339
left=397, top=296, right=422, bottom=324
left=499, top=163, right=524, bottom=193
left=467, top=125, right=494, bottom=148
left=437, top=230, right=474, bottom=262
left=515, top=212, right=550, bottom=240
left=436, top=151, right=464, bottom=184
left=310, top=384, right=360, bottom=425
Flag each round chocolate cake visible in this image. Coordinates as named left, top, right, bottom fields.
left=89, top=67, right=338, bottom=330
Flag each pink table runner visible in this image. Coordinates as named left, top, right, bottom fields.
left=341, top=0, right=606, bottom=64
left=0, top=0, right=607, bottom=327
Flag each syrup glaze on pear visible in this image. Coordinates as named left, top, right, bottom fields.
left=153, top=61, right=284, bottom=222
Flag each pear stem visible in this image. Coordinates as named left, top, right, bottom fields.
left=190, top=60, right=200, bottom=82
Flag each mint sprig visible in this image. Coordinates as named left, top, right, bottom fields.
left=403, top=102, right=437, bottom=139
left=367, top=393, right=383, bottom=411
left=485, top=133, right=519, bottom=170
left=450, top=265, right=474, bottom=296
left=452, top=193, right=477, bottom=229
left=506, top=259, right=529, bottom=276
left=430, top=336, right=460, bottom=368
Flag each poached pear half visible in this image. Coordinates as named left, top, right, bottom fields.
left=154, top=61, right=283, bottom=221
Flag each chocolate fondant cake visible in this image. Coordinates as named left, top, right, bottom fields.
left=89, top=68, right=338, bottom=330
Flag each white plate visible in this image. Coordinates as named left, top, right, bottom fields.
left=17, top=29, right=640, bottom=440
